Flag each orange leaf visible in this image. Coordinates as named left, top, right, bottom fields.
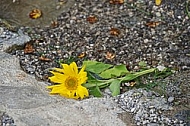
left=146, top=21, right=160, bottom=28
left=24, top=43, right=34, bottom=54
left=110, top=0, right=124, bottom=4
left=29, top=9, right=42, bottom=19
left=110, top=28, right=120, bottom=36
left=38, top=56, right=51, bottom=62
left=86, top=16, right=98, bottom=24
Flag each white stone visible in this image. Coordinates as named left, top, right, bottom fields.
left=157, top=65, right=166, bottom=71
left=168, top=97, right=174, bottom=103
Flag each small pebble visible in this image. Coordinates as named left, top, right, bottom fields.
left=168, top=97, right=174, bottom=103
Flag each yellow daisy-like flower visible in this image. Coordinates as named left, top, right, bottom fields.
left=47, top=62, right=88, bottom=99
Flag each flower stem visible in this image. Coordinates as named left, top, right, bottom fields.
left=84, top=68, right=156, bottom=89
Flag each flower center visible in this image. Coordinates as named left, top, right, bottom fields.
left=65, top=76, right=78, bottom=90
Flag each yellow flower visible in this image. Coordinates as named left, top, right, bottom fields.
left=47, top=62, right=88, bottom=99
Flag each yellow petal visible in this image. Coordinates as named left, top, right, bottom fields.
left=155, top=0, right=162, bottom=6
left=66, top=90, right=79, bottom=99
left=78, top=66, right=87, bottom=84
left=78, top=65, right=87, bottom=78
left=78, top=76, right=87, bottom=85
left=52, top=68, right=64, bottom=73
left=47, top=84, right=66, bottom=94
left=60, top=90, right=74, bottom=98
left=79, top=65, right=86, bottom=74
left=49, top=72, right=67, bottom=83
left=61, top=63, right=77, bottom=76
left=70, top=62, right=78, bottom=74
left=76, top=86, right=89, bottom=99
left=46, top=85, right=60, bottom=89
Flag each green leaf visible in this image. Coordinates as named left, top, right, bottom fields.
left=122, top=68, right=156, bottom=82
left=83, top=61, right=112, bottom=74
left=121, top=73, right=138, bottom=82
left=89, top=85, right=102, bottom=97
left=100, top=65, right=129, bottom=79
left=133, top=68, right=156, bottom=76
left=83, top=80, right=110, bottom=89
left=109, top=79, right=121, bottom=96
left=83, top=72, right=107, bottom=88
left=154, top=68, right=173, bottom=79
left=86, top=72, right=99, bottom=82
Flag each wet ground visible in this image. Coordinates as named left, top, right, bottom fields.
left=0, top=0, right=75, bottom=27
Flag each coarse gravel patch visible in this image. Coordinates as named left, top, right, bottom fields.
left=5, top=0, right=190, bottom=80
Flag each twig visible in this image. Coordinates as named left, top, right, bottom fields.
left=125, top=2, right=151, bottom=16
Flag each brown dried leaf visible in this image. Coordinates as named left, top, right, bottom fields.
left=125, top=81, right=136, bottom=87
left=86, top=16, right=98, bottom=24
left=24, top=43, right=34, bottom=54
left=146, top=21, right=160, bottom=28
left=110, top=0, right=124, bottom=4
left=105, top=51, right=115, bottom=60
left=29, top=9, right=42, bottom=19
left=39, top=56, right=51, bottom=62
left=78, top=52, right=85, bottom=58
left=110, top=28, right=120, bottom=36
left=51, top=20, right=59, bottom=28
left=129, top=81, right=136, bottom=87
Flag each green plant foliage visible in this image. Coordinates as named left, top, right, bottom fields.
left=121, top=68, right=156, bottom=81
left=83, top=72, right=110, bottom=90
left=88, top=85, right=102, bottom=97
left=109, top=79, right=121, bottom=96
left=100, top=64, right=129, bottom=79
left=83, top=61, right=113, bottom=74
left=154, top=68, right=173, bottom=79
left=82, top=61, right=159, bottom=97
left=49, top=60, right=174, bottom=98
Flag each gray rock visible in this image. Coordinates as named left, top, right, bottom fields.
left=0, top=86, right=56, bottom=109
left=0, top=28, right=30, bottom=51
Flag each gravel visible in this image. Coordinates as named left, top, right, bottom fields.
left=0, top=112, right=15, bottom=126
left=116, top=88, right=188, bottom=125
left=4, top=0, right=189, bottom=80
